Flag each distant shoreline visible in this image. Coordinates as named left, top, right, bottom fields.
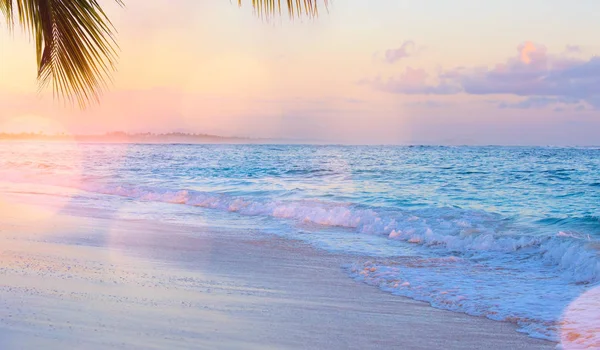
left=0, top=132, right=285, bottom=144
left=0, top=133, right=598, bottom=147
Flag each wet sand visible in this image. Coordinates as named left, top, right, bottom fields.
left=0, top=197, right=556, bottom=349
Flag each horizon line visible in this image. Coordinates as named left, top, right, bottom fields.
left=0, top=131, right=598, bottom=148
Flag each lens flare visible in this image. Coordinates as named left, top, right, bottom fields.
left=0, top=115, right=85, bottom=223
left=560, top=286, right=600, bottom=349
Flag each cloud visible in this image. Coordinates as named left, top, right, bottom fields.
left=519, top=41, right=541, bottom=64
left=359, top=67, right=460, bottom=95
left=498, top=96, right=581, bottom=109
left=565, top=45, right=582, bottom=54
left=383, top=41, right=416, bottom=63
left=406, top=100, right=452, bottom=108
left=456, top=42, right=600, bottom=99
left=343, top=98, right=364, bottom=104
left=585, top=96, right=600, bottom=109
left=363, top=41, right=600, bottom=109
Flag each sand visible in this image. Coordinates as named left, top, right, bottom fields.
left=0, top=194, right=556, bottom=349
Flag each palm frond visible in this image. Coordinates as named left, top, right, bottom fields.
left=0, top=0, right=328, bottom=107
left=1, top=0, right=123, bottom=107
left=239, top=0, right=328, bottom=18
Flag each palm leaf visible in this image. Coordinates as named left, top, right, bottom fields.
left=240, top=0, right=328, bottom=18
left=0, top=0, right=327, bottom=107
left=1, top=0, right=122, bottom=107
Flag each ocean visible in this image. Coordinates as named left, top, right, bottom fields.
left=1, top=143, right=599, bottom=341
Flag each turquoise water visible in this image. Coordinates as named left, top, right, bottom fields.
left=1, top=143, right=599, bottom=340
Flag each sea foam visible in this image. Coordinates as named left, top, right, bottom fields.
left=74, top=183, right=600, bottom=285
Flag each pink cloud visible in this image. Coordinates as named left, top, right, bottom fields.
left=359, top=67, right=460, bottom=95
left=518, top=41, right=546, bottom=65
left=565, top=45, right=583, bottom=54
left=383, top=41, right=416, bottom=63
left=363, top=41, right=600, bottom=109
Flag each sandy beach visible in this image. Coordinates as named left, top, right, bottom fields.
left=2, top=0, right=598, bottom=347
left=0, top=192, right=556, bottom=350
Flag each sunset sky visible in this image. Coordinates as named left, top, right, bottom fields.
left=1, top=0, right=599, bottom=145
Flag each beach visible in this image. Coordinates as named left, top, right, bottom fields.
left=0, top=192, right=555, bottom=349
left=3, top=0, right=599, bottom=347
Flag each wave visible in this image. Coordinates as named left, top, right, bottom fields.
left=83, top=182, right=599, bottom=340
left=76, top=183, right=600, bottom=285
left=537, top=216, right=600, bottom=229
left=283, top=168, right=340, bottom=176
left=346, top=258, right=575, bottom=341
left=3, top=169, right=600, bottom=343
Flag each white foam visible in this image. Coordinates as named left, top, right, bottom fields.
left=3, top=176, right=594, bottom=286
left=347, top=258, right=587, bottom=341
left=3, top=169, right=600, bottom=343
left=63, top=183, right=599, bottom=283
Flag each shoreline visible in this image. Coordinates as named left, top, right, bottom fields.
left=0, top=195, right=556, bottom=349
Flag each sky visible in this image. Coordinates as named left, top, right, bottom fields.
left=1, top=0, right=599, bottom=145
